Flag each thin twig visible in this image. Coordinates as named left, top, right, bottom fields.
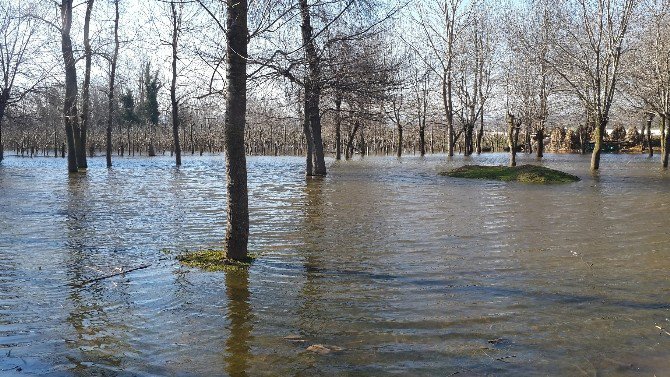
left=73, top=264, right=151, bottom=287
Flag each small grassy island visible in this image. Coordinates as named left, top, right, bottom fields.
left=177, top=250, right=255, bottom=272
left=441, top=164, right=580, bottom=184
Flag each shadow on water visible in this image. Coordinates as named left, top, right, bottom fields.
left=224, top=268, right=253, bottom=377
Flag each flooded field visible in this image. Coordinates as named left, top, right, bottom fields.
left=0, top=153, right=669, bottom=376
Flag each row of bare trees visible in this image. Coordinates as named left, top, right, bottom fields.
left=5, top=0, right=670, bottom=172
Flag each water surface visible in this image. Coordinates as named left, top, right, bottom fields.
left=0, top=153, right=669, bottom=376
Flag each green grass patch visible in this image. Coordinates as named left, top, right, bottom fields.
left=177, top=249, right=255, bottom=272
left=440, top=164, right=580, bottom=184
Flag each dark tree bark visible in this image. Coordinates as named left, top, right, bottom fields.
left=646, top=114, right=653, bottom=158
left=507, top=113, right=519, bottom=167
left=390, top=95, right=403, bottom=157
left=536, top=127, right=544, bottom=158
left=419, top=118, right=426, bottom=157
left=476, top=113, right=484, bottom=155
left=170, top=0, right=181, bottom=166
left=396, top=122, right=403, bottom=158
left=334, top=94, right=342, bottom=160
left=345, top=121, right=360, bottom=160
left=224, top=0, right=249, bottom=261
left=60, top=0, right=79, bottom=173
left=299, top=0, right=326, bottom=176
left=591, top=118, right=607, bottom=170
left=303, top=99, right=314, bottom=175
left=0, top=92, right=6, bottom=163
left=662, top=115, right=669, bottom=168
left=78, top=0, right=94, bottom=169
left=106, top=0, right=119, bottom=168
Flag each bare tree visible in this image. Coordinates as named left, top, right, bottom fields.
left=0, top=2, right=48, bottom=163
left=60, top=0, right=79, bottom=172
left=76, top=0, right=94, bottom=169
left=548, top=0, right=635, bottom=170
left=503, top=0, right=557, bottom=158
left=452, top=1, right=493, bottom=157
left=413, top=67, right=429, bottom=157
left=624, top=0, right=670, bottom=166
left=106, top=0, right=119, bottom=168
left=170, top=0, right=182, bottom=166
left=299, top=0, right=327, bottom=176
left=411, top=0, right=461, bottom=157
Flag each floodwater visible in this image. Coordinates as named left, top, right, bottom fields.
left=0, top=153, right=669, bottom=376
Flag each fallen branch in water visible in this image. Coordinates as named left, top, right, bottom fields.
left=655, top=325, right=670, bottom=336
left=73, top=264, right=151, bottom=287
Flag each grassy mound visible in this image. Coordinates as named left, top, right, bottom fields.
left=441, top=164, right=580, bottom=184
left=177, top=249, right=255, bottom=272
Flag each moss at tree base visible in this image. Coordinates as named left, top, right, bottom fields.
left=177, top=250, right=255, bottom=272
left=440, top=164, right=580, bottom=184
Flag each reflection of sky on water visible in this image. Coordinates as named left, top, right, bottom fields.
left=0, top=153, right=668, bottom=375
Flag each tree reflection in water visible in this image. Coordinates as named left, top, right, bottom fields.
left=224, top=267, right=253, bottom=377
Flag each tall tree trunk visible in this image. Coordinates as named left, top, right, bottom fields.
left=662, top=115, right=668, bottom=168
left=0, top=96, right=6, bottom=163
left=507, top=114, right=518, bottom=167
left=419, top=120, right=425, bottom=157
left=591, top=119, right=606, bottom=170
left=396, top=122, right=402, bottom=158
left=476, top=114, right=484, bottom=155
left=525, top=127, right=532, bottom=154
left=346, top=121, right=360, bottom=160
left=536, top=127, right=544, bottom=158
left=442, top=76, right=454, bottom=157
left=78, top=0, right=94, bottom=169
left=171, top=0, right=181, bottom=166
left=303, top=99, right=314, bottom=175
left=646, top=115, right=653, bottom=158
left=224, top=0, right=249, bottom=261
left=61, top=0, right=79, bottom=173
left=106, top=0, right=119, bottom=168
left=334, top=95, right=342, bottom=160
left=299, top=0, right=326, bottom=176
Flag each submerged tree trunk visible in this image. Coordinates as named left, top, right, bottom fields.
left=0, top=96, right=6, bottom=163
left=442, top=77, right=454, bottom=157
left=346, top=121, right=360, bottom=160
left=334, top=95, right=342, bottom=160
left=170, top=0, right=181, bottom=166
left=662, top=115, right=669, bottom=168
left=396, top=122, right=403, bottom=158
left=61, top=0, right=79, bottom=173
left=303, top=99, right=314, bottom=175
left=591, top=119, right=607, bottom=170
left=106, top=0, right=119, bottom=168
left=476, top=114, right=484, bottom=155
left=299, top=0, right=326, bottom=176
left=536, top=127, right=544, bottom=158
left=646, top=115, right=653, bottom=158
left=419, top=120, right=425, bottom=157
left=507, top=114, right=519, bottom=167
left=223, top=0, right=249, bottom=261
left=78, top=0, right=94, bottom=169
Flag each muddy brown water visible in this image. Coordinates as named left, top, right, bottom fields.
left=0, top=153, right=668, bottom=376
